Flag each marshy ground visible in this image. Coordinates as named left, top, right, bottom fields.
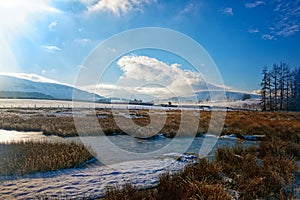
left=0, top=108, right=300, bottom=138
left=0, top=107, right=299, bottom=199
left=0, top=140, right=94, bottom=176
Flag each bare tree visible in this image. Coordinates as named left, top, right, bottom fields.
left=260, top=66, right=268, bottom=111
left=271, top=64, right=280, bottom=111
left=260, top=62, right=296, bottom=111
left=291, top=68, right=300, bottom=110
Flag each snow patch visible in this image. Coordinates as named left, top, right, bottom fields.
left=0, top=73, right=69, bottom=86
left=0, top=155, right=197, bottom=199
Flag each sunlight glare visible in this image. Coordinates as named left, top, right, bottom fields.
left=0, top=0, right=59, bottom=29
left=0, top=0, right=59, bottom=72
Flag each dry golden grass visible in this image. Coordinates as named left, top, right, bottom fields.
left=0, top=140, right=94, bottom=175
left=215, top=145, right=297, bottom=199
left=103, top=120, right=299, bottom=200
left=0, top=113, right=77, bottom=136
left=103, top=159, right=231, bottom=200
left=0, top=108, right=299, bottom=199
left=103, top=142, right=298, bottom=200
left=1, top=109, right=300, bottom=140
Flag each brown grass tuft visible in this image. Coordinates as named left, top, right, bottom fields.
left=0, top=140, right=94, bottom=175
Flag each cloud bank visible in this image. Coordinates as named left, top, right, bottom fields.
left=92, top=55, right=202, bottom=99
left=245, top=1, right=265, bottom=8
left=82, top=0, right=155, bottom=16
left=90, top=55, right=226, bottom=100
left=221, top=7, right=234, bottom=16
left=261, top=0, right=300, bottom=40
left=41, top=45, right=61, bottom=53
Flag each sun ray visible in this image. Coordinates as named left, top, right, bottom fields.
left=0, top=0, right=59, bottom=72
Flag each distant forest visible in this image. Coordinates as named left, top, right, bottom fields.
left=260, top=62, right=300, bottom=111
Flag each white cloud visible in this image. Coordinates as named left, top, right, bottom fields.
left=221, top=7, right=233, bottom=16
left=84, top=0, right=155, bottom=16
left=117, top=55, right=201, bottom=87
left=84, top=55, right=230, bottom=101
left=268, top=1, right=300, bottom=38
left=245, top=1, right=265, bottom=8
left=41, top=45, right=62, bottom=52
left=248, top=28, right=260, bottom=33
left=244, top=1, right=299, bottom=40
left=262, top=34, right=275, bottom=40
left=48, top=20, right=57, bottom=31
left=74, top=38, right=92, bottom=45
left=179, top=1, right=200, bottom=15
left=88, top=55, right=227, bottom=100
left=275, top=24, right=299, bottom=37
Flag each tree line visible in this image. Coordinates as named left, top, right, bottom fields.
left=260, top=62, right=300, bottom=111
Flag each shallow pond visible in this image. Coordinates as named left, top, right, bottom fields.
left=0, top=129, right=257, bottom=165
left=0, top=129, right=61, bottom=143
left=0, top=129, right=259, bottom=199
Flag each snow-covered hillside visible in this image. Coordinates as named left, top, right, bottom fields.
left=168, top=90, right=260, bottom=103
left=0, top=74, right=104, bottom=102
left=0, top=73, right=259, bottom=104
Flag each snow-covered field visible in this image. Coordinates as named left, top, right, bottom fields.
left=2, top=98, right=290, bottom=199
left=0, top=98, right=260, bottom=111
left=199, top=98, right=260, bottom=107
left=0, top=127, right=257, bottom=199
left=0, top=99, right=94, bottom=109
left=0, top=154, right=196, bottom=199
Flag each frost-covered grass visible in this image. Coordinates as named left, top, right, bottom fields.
left=0, top=112, right=77, bottom=136
left=104, top=159, right=232, bottom=200
left=0, top=140, right=94, bottom=176
left=102, top=110, right=300, bottom=199
left=0, top=155, right=193, bottom=199
left=0, top=108, right=299, bottom=198
left=103, top=142, right=298, bottom=200
left=1, top=109, right=300, bottom=139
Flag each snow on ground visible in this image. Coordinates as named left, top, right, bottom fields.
left=0, top=99, right=91, bottom=109
left=0, top=155, right=196, bottom=199
left=199, top=99, right=260, bottom=109
left=0, top=98, right=260, bottom=111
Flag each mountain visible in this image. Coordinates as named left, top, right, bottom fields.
left=167, top=90, right=260, bottom=103
left=0, top=73, right=259, bottom=103
left=0, top=74, right=105, bottom=102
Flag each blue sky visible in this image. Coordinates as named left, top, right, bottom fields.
left=0, top=0, right=300, bottom=95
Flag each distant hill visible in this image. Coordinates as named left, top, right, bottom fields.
left=0, top=74, right=105, bottom=102
left=167, top=90, right=260, bottom=103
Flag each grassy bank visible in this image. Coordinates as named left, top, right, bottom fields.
left=0, top=108, right=298, bottom=198
left=1, top=109, right=300, bottom=138
left=103, top=141, right=298, bottom=199
left=0, top=140, right=94, bottom=176
left=101, top=110, right=300, bottom=199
